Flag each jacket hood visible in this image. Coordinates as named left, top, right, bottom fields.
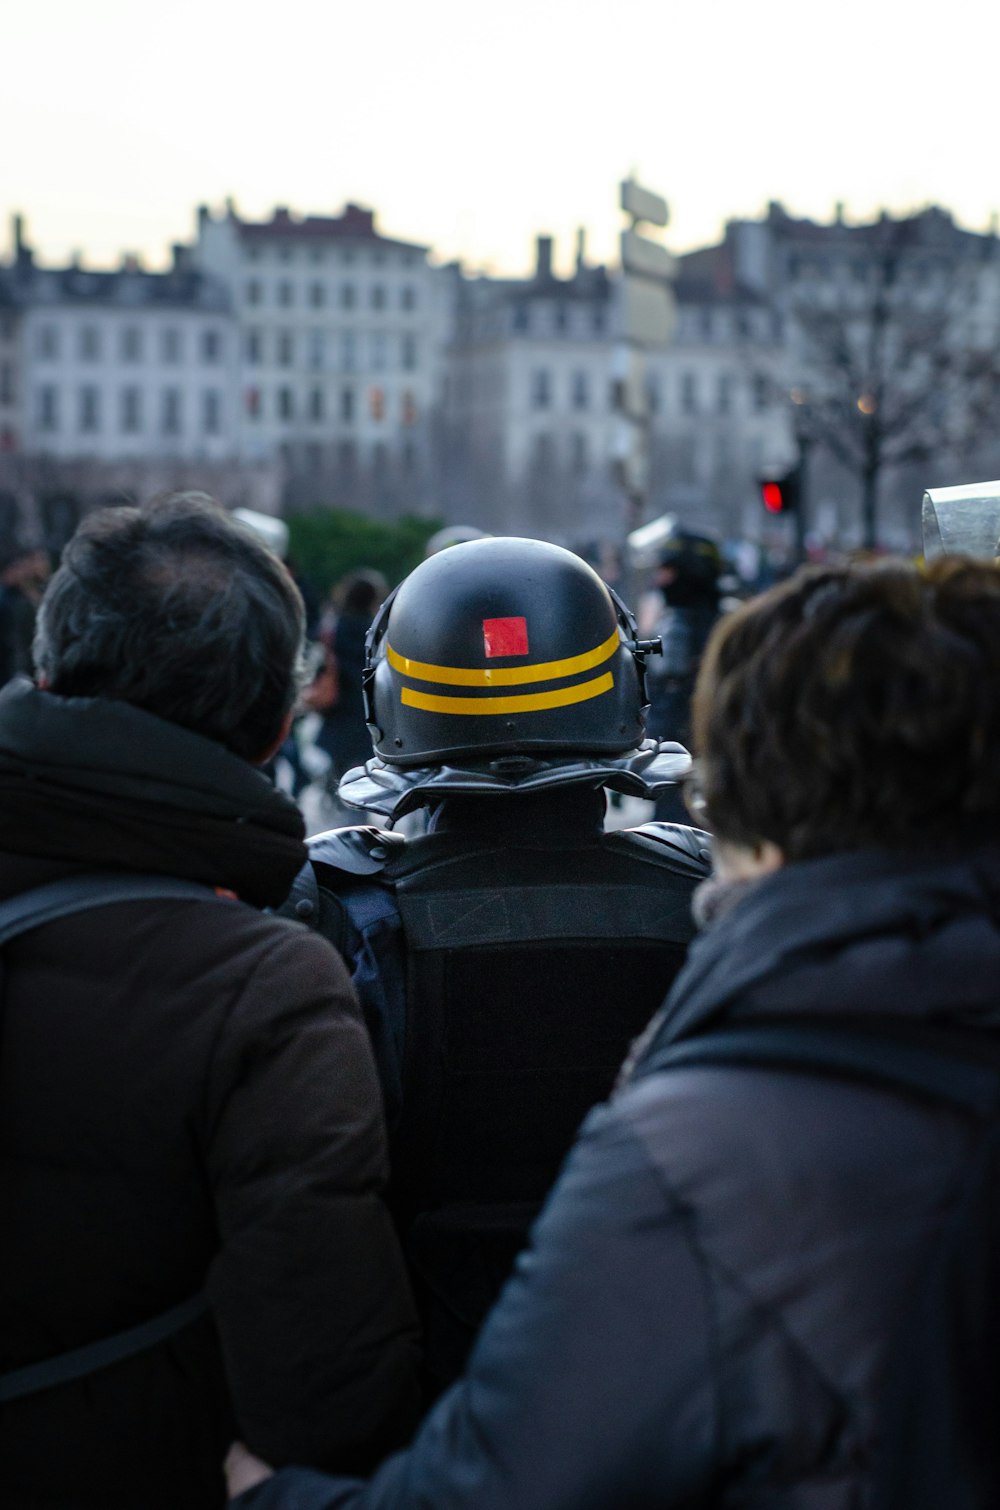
left=659, top=842, right=1000, bottom=1044
left=0, top=678, right=306, bottom=908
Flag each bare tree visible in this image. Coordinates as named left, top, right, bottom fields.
left=785, top=218, right=1000, bottom=548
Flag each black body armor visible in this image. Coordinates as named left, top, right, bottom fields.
left=287, top=800, right=710, bottom=1391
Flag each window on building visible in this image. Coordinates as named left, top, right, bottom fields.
left=245, top=387, right=261, bottom=420
left=337, top=438, right=356, bottom=472
left=571, top=370, right=589, bottom=410
left=531, top=369, right=552, bottom=409
left=340, top=387, right=355, bottom=423
left=570, top=431, right=588, bottom=472
left=340, top=283, right=356, bottom=310
left=79, top=326, right=101, bottom=362
left=340, top=332, right=356, bottom=371
left=554, top=304, right=568, bottom=332
left=681, top=373, right=698, bottom=415
left=278, top=331, right=294, bottom=366
left=121, top=386, right=142, bottom=433
left=592, top=308, right=606, bottom=334
left=162, top=388, right=182, bottom=436
left=401, top=334, right=418, bottom=371
left=372, top=440, right=387, bottom=473
left=752, top=373, right=770, bottom=412
left=699, top=310, right=713, bottom=340
left=309, top=386, right=324, bottom=422
left=512, top=306, right=530, bottom=333
left=717, top=373, right=734, bottom=415
left=79, top=386, right=100, bottom=433
left=647, top=375, right=661, bottom=414
left=278, top=280, right=293, bottom=307
left=309, top=282, right=325, bottom=308
left=371, top=284, right=386, bottom=311
left=278, top=387, right=294, bottom=421
left=162, top=327, right=182, bottom=363
left=246, top=279, right=262, bottom=306
left=245, top=329, right=261, bottom=365
left=121, top=326, right=142, bottom=363
left=370, top=332, right=387, bottom=371
left=36, top=326, right=59, bottom=360
left=308, top=330, right=325, bottom=370
left=203, top=389, right=221, bottom=435
left=533, top=431, right=554, bottom=470
left=37, top=385, right=59, bottom=431
left=401, top=285, right=417, bottom=311
left=201, top=328, right=223, bottom=363
left=401, top=439, right=416, bottom=472
left=0, top=364, right=13, bottom=404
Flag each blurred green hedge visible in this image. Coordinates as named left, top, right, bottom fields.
left=286, top=507, right=443, bottom=596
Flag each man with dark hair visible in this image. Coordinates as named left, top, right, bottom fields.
left=0, top=495, right=419, bottom=1510
left=235, top=557, right=1000, bottom=1508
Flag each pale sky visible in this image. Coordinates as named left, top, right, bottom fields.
left=5, top=0, right=1000, bottom=276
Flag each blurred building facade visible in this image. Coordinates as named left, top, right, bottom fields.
left=1, top=197, right=999, bottom=555
left=193, top=200, right=446, bottom=517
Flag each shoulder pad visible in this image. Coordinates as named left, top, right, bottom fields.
left=307, top=824, right=407, bottom=878
left=615, top=822, right=713, bottom=879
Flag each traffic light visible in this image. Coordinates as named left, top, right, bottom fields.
left=758, top=469, right=800, bottom=515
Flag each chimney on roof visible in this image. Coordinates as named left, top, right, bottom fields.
left=121, top=252, right=142, bottom=274
left=197, top=204, right=210, bottom=226
left=171, top=243, right=190, bottom=272
left=834, top=201, right=845, bottom=225
left=225, top=196, right=238, bottom=219
left=535, top=235, right=553, bottom=281
left=343, top=204, right=375, bottom=233
left=12, top=213, right=32, bottom=267
left=273, top=206, right=292, bottom=224
left=575, top=227, right=586, bottom=274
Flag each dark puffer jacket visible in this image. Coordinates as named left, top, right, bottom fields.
left=240, top=842, right=1000, bottom=1509
left=0, top=680, right=420, bottom=1510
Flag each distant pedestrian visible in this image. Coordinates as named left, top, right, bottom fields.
left=0, top=540, right=49, bottom=685
left=314, top=570, right=388, bottom=787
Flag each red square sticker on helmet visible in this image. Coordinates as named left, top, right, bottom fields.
left=483, top=617, right=529, bottom=658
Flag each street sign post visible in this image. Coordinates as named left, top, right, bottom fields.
left=614, top=179, right=676, bottom=561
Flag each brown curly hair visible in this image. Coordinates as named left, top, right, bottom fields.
left=691, top=557, right=1000, bottom=860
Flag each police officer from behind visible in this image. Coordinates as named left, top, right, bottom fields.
left=283, top=536, right=710, bottom=1393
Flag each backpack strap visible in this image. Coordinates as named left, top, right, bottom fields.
left=0, top=1292, right=212, bottom=1403
left=0, top=872, right=231, bottom=946
left=0, top=871, right=237, bottom=1402
left=636, top=1018, right=1000, bottom=1118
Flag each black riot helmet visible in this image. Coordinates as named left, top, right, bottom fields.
left=363, top=537, right=655, bottom=768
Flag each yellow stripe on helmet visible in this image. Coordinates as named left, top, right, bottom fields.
left=401, top=671, right=615, bottom=716
left=387, top=630, right=619, bottom=687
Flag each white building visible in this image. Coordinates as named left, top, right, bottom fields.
left=442, top=233, right=791, bottom=544
left=194, top=200, right=446, bottom=511
left=5, top=226, right=238, bottom=467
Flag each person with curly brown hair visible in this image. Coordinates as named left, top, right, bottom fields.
left=231, top=556, right=1000, bottom=1510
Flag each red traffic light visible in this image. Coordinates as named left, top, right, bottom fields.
left=758, top=470, right=799, bottom=515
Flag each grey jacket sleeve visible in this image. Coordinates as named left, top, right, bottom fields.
left=235, top=1096, right=718, bottom=1509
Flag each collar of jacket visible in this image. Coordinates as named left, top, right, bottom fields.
left=0, top=678, right=306, bottom=909
left=658, top=840, right=1000, bottom=1045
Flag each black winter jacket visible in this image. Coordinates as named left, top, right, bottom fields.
left=240, top=841, right=1000, bottom=1509
left=0, top=680, right=420, bottom=1510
